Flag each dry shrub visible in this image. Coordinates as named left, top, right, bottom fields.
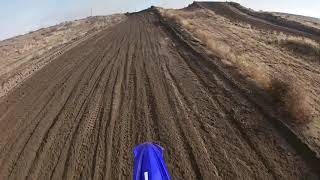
left=189, top=28, right=233, bottom=59
left=234, top=55, right=271, bottom=90
left=281, top=39, right=320, bottom=57
left=269, top=78, right=313, bottom=123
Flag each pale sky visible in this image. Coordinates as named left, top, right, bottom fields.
left=0, top=0, right=319, bottom=40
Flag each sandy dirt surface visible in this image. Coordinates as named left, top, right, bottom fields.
left=0, top=10, right=318, bottom=179
left=0, top=14, right=126, bottom=98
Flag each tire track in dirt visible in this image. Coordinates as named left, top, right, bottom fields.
left=8, top=26, right=122, bottom=179
left=168, top=43, right=276, bottom=177
left=89, top=43, right=124, bottom=180
left=103, top=36, right=128, bottom=180
left=3, top=29, right=119, bottom=180
left=59, top=28, right=128, bottom=180
left=162, top=45, right=270, bottom=179
left=49, top=40, right=122, bottom=180
left=0, top=50, right=101, bottom=179
left=137, top=13, right=206, bottom=179
left=142, top=19, right=162, bottom=142
left=0, top=30, right=113, bottom=156
left=166, top=27, right=307, bottom=178
left=110, top=21, right=137, bottom=179
left=162, top=61, right=220, bottom=179
left=147, top=29, right=208, bottom=179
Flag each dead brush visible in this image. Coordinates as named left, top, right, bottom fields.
left=281, top=39, right=320, bottom=57
left=268, top=78, right=313, bottom=123
left=274, top=34, right=320, bottom=58
left=235, top=58, right=313, bottom=124
left=238, top=63, right=271, bottom=90
left=161, top=11, right=230, bottom=58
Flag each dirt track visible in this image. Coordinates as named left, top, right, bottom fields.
left=0, top=11, right=318, bottom=179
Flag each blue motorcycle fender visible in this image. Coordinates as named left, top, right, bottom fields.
left=133, top=143, right=171, bottom=180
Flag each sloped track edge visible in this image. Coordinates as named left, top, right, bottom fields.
left=152, top=7, right=320, bottom=175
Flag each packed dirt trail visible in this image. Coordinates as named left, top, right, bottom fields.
left=0, top=10, right=318, bottom=180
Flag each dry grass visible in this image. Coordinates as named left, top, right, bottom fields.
left=161, top=10, right=233, bottom=59
left=233, top=54, right=272, bottom=90
left=273, top=34, right=320, bottom=58
left=232, top=53, right=314, bottom=124
left=160, top=9, right=314, bottom=124
left=281, top=39, right=320, bottom=57
left=269, top=78, right=313, bottom=123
